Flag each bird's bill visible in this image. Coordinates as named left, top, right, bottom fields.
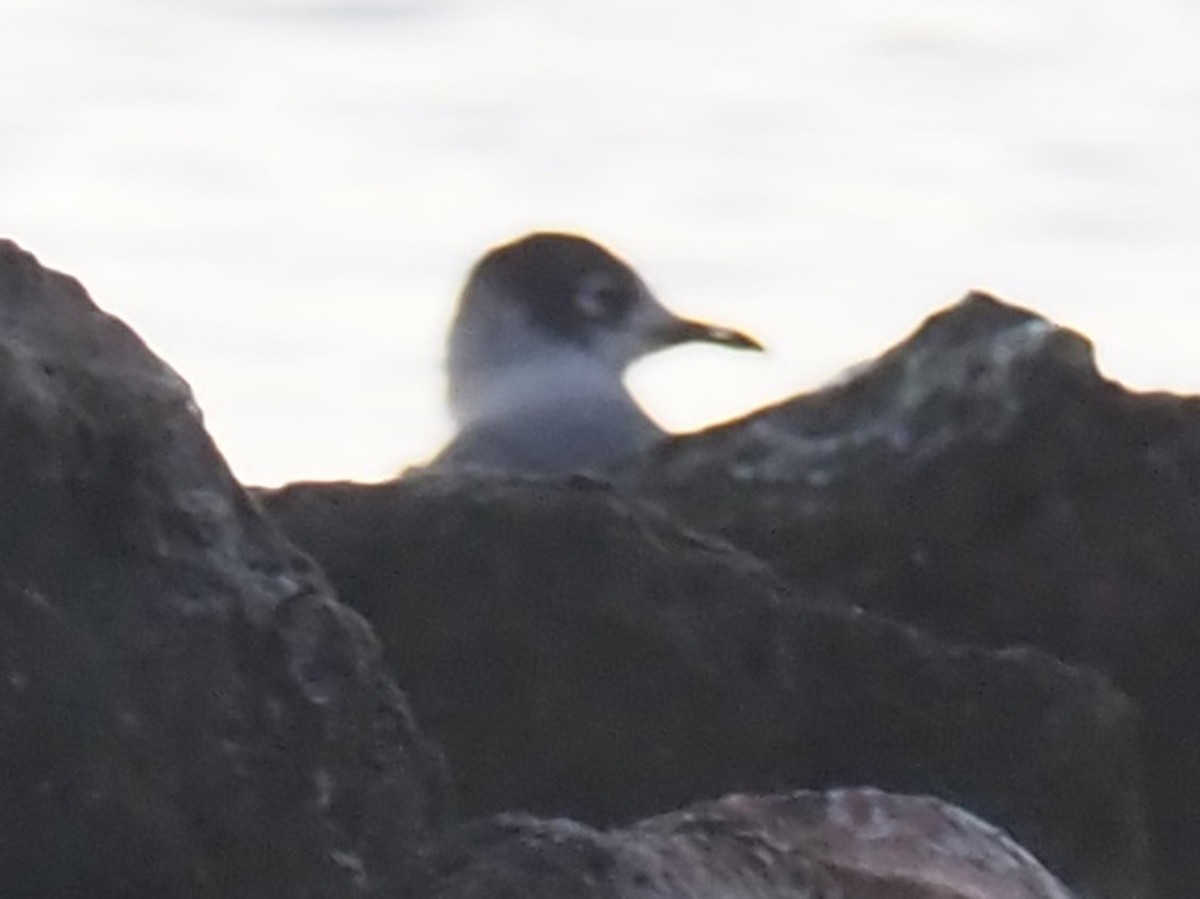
left=655, top=316, right=764, bottom=351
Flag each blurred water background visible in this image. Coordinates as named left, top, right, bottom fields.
left=3, top=0, right=1199, bottom=485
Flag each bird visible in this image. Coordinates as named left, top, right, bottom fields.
left=433, top=231, right=763, bottom=476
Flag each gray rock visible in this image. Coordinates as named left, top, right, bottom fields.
left=0, top=240, right=450, bottom=898
left=619, top=292, right=1200, bottom=898
left=263, top=472, right=1148, bottom=899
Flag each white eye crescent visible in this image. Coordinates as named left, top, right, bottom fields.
left=575, top=273, right=628, bottom=320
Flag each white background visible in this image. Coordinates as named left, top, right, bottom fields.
left=4, top=0, right=1199, bottom=484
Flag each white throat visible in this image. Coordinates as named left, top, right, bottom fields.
left=450, top=342, right=640, bottom=428
left=444, top=321, right=663, bottom=474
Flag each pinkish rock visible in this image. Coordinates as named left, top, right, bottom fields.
left=425, top=788, right=1078, bottom=898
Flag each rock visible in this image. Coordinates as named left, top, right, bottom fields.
left=0, top=240, right=450, bottom=898
left=262, top=472, right=1148, bottom=899
left=617, top=292, right=1199, bottom=897
left=422, top=788, right=1079, bottom=899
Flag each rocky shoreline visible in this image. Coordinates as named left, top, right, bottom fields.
left=4, top=238, right=1194, bottom=896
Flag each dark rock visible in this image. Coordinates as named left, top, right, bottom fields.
left=422, top=788, right=1079, bottom=899
left=0, top=240, right=449, bottom=898
left=263, top=472, right=1148, bottom=899
left=616, top=292, right=1197, bottom=897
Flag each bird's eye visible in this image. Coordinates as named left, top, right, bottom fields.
left=575, top=277, right=632, bottom=321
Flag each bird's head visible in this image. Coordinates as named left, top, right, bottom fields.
left=450, top=232, right=763, bottom=377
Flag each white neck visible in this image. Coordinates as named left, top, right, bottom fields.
left=440, top=281, right=673, bottom=473
left=448, top=340, right=640, bottom=426
left=444, top=337, right=663, bottom=474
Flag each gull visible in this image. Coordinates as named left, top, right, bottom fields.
left=434, top=232, right=762, bottom=475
